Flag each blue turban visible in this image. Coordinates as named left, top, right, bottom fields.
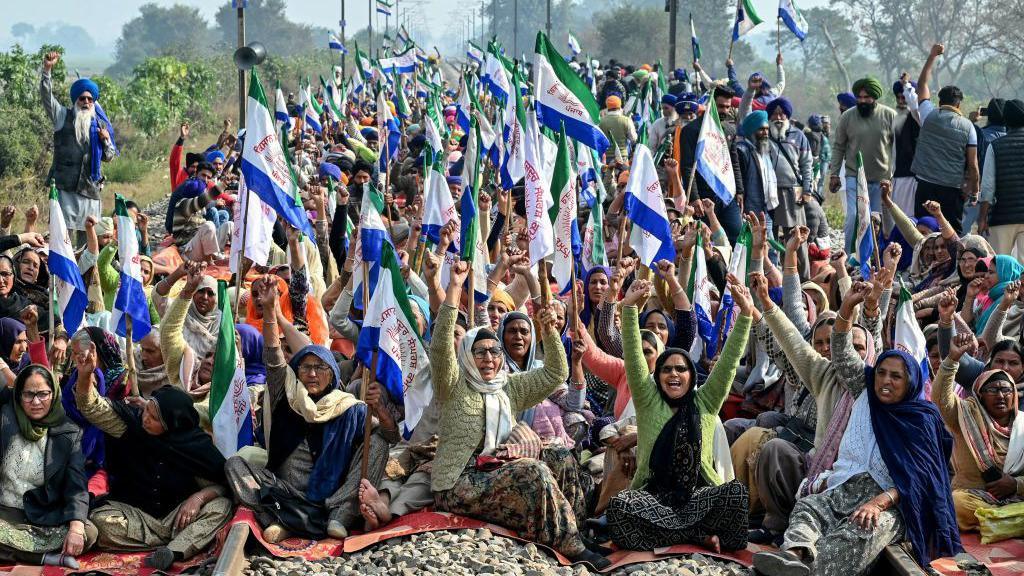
left=807, top=114, right=822, bottom=129
left=410, top=133, right=427, bottom=149
left=318, top=161, right=341, bottom=181
left=675, top=100, right=698, bottom=115
left=660, top=94, right=678, bottom=106
left=446, top=175, right=463, bottom=186
left=673, top=68, right=687, bottom=82
left=765, top=97, right=793, bottom=119
left=205, top=150, right=226, bottom=164
left=837, top=92, right=857, bottom=109
left=893, top=80, right=917, bottom=97
left=360, top=127, right=379, bottom=141
left=740, top=110, right=769, bottom=137
left=70, top=78, right=100, bottom=103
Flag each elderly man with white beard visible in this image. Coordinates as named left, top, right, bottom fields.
left=765, top=97, right=815, bottom=277
left=40, top=51, right=117, bottom=247
left=735, top=111, right=780, bottom=250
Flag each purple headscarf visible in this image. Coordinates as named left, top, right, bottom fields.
left=235, top=323, right=266, bottom=385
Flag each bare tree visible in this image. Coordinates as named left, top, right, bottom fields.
left=843, top=0, right=988, bottom=86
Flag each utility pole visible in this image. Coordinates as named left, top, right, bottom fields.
left=340, top=0, right=347, bottom=80
left=668, top=0, right=678, bottom=70
left=491, top=0, right=496, bottom=37
left=545, top=0, right=551, bottom=38
left=237, top=5, right=246, bottom=129
left=368, top=0, right=374, bottom=56
left=513, top=0, right=519, bottom=56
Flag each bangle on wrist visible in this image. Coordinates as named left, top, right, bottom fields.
left=884, top=490, right=897, bottom=506
left=836, top=310, right=852, bottom=324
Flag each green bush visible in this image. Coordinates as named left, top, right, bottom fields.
left=0, top=107, right=50, bottom=179
left=123, top=56, right=217, bottom=137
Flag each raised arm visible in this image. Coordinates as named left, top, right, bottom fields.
left=916, top=43, right=944, bottom=104
left=773, top=54, right=786, bottom=96
left=832, top=282, right=871, bottom=397
left=751, top=272, right=830, bottom=399
left=982, top=281, right=1019, bottom=350
left=935, top=333, right=970, bottom=426
left=881, top=180, right=925, bottom=247
left=620, top=280, right=658, bottom=414
left=507, top=305, right=569, bottom=412
left=782, top=226, right=812, bottom=336
left=39, top=52, right=66, bottom=127
left=696, top=275, right=753, bottom=416
left=430, top=259, right=470, bottom=404
left=72, top=345, right=127, bottom=438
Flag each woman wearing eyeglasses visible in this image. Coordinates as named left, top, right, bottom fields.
left=224, top=276, right=390, bottom=543
left=939, top=333, right=1024, bottom=531
left=429, top=261, right=610, bottom=568
left=0, top=365, right=95, bottom=568
left=606, top=275, right=752, bottom=554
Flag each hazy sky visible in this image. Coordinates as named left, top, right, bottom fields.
left=4, top=0, right=826, bottom=57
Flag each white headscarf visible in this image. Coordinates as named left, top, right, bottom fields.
left=182, top=275, right=221, bottom=361
left=457, top=326, right=513, bottom=454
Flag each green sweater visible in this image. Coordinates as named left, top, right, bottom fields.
left=97, top=244, right=119, bottom=312
left=622, top=305, right=751, bottom=490
left=430, top=304, right=569, bottom=492
left=828, top=104, right=897, bottom=182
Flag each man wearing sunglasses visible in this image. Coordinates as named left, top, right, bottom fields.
left=40, top=50, right=117, bottom=247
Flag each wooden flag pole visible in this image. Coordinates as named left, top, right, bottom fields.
left=776, top=18, right=782, bottom=57
left=727, top=1, right=739, bottom=61
left=467, top=266, right=476, bottom=326
left=47, top=275, right=55, bottom=351
left=569, top=260, right=581, bottom=338
left=616, top=215, right=629, bottom=265
left=540, top=260, right=553, bottom=306
left=684, top=158, right=699, bottom=206
left=359, top=263, right=375, bottom=479
left=125, top=317, right=139, bottom=397
left=233, top=184, right=252, bottom=319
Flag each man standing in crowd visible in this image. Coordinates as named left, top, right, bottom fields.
left=39, top=51, right=116, bottom=246
left=680, top=85, right=744, bottom=241
left=911, top=44, right=979, bottom=234
left=968, top=98, right=1007, bottom=233
left=766, top=97, right=814, bottom=275
left=890, top=77, right=921, bottom=222
left=647, top=94, right=678, bottom=151
left=979, top=99, right=1024, bottom=254
left=829, top=77, right=896, bottom=246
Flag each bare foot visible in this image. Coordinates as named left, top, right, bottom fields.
left=358, top=479, right=393, bottom=531
left=359, top=501, right=379, bottom=531
left=702, top=535, right=721, bottom=554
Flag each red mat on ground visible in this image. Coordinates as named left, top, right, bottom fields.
left=232, top=507, right=344, bottom=559
left=0, top=545, right=217, bottom=576
left=930, top=533, right=1024, bottom=576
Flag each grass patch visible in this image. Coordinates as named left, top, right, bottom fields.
left=103, top=156, right=153, bottom=184
left=825, top=203, right=845, bottom=232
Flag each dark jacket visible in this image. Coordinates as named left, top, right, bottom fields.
left=735, top=138, right=771, bottom=215
left=0, top=389, right=89, bottom=526
left=680, top=112, right=745, bottom=201
left=988, top=128, right=1024, bottom=227
left=597, top=79, right=627, bottom=107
